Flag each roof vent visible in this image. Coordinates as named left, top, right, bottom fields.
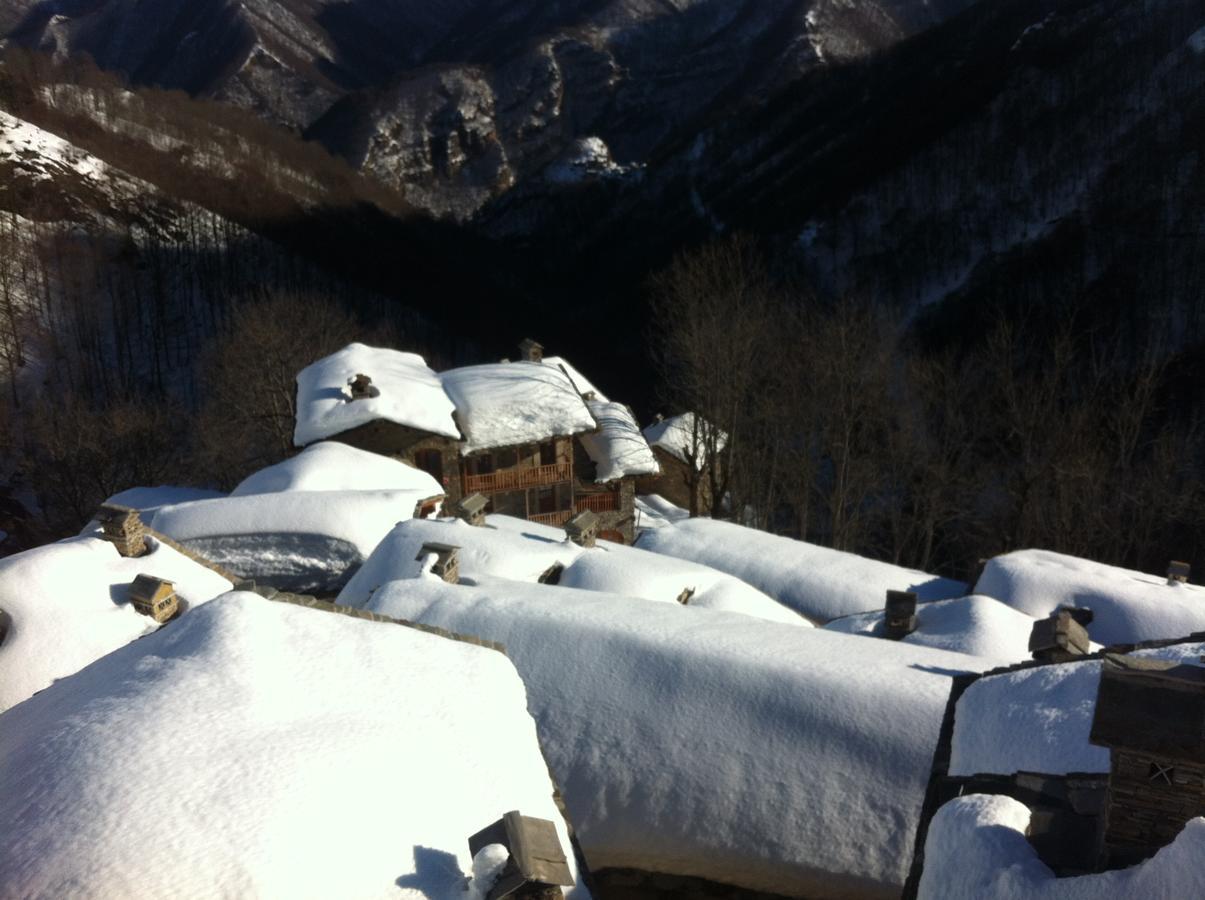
left=565, top=510, right=599, bottom=548
left=348, top=373, right=378, bottom=400
left=454, top=493, right=490, bottom=527
left=416, top=542, right=460, bottom=583
left=518, top=338, right=544, bottom=363
left=1029, top=609, right=1090, bottom=663
left=128, top=575, right=179, bottom=623
left=469, top=811, right=574, bottom=899
left=884, top=590, right=918, bottom=639
left=1168, top=560, right=1190, bottom=585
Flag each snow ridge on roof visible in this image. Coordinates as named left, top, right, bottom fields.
left=232, top=442, right=443, bottom=497
left=440, top=361, right=596, bottom=454
left=294, top=343, right=460, bottom=447
left=579, top=399, right=659, bottom=483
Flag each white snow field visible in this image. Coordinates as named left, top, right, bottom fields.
left=637, top=518, right=966, bottom=623
left=231, top=441, right=444, bottom=497
left=440, top=362, right=597, bottom=454
left=0, top=534, right=231, bottom=713
left=917, top=794, right=1205, bottom=900
left=578, top=399, right=659, bottom=483
left=975, top=549, right=1205, bottom=645
left=148, top=490, right=436, bottom=592
left=0, top=593, right=588, bottom=899
left=294, top=343, right=460, bottom=447
left=362, top=574, right=980, bottom=898
left=949, top=642, right=1205, bottom=777
left=339, top=515, right=810, bottom=626
left=824, top=594, right=1039, bottom=668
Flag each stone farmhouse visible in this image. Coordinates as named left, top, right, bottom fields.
left=636, top=411, right=725, bottom=514
left=294, top=341, right=658, bottom=543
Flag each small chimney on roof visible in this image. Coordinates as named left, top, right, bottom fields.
left=1167, top=560, right=1190, bottom=585
left=96, top=503, right=147, bottom=558
left=454, top=492, right=490, bottom=527
left=128, top=574, right=179, bottom=623
left=564, top=510, right=600, bottom=548
left=518, top=338, right=544, bottom=363
left=469, top=811, right=575, bottom=899
left=348, top=373, right=376, bottom=400
left=416, top=542, right=460, bottom=583
left=884, top=590, right=918, bottom=639
left=1029, top=608, right=1091, bottom=663
left=582, top=390, right=597, bottom=401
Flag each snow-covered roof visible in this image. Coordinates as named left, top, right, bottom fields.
left=542, top=355, right=607, bottom=401
left=232, top=442, right=444, bottom=497
left=0, top=535, right=232, bottom=713
left=0, top=592, right=588, bottom=898
left=578, top=400, right=659, bottom=483
left=949, top=641, right=1205, bottom=777
left=294, top=343, right=460, bottom=447
left=918, top=793, right=1205, bottom=900
left=975, top=549, right=1205, bottom=645
left=148, top=490, right=436, bottom=593
left=361, top=575, right=976, bottom=897
left=339, top=515, right=808, bottom=627
left=824, top=594, right=1041, bottom=668
left=642, top=412, right=726, bottom=467
left=440, top=361, right=597, bottom=454
left=634, top=493, right=691, bottom=531
left=638, top=518, right=966, bottom=623
left=103, top=485, right=226, bottom=516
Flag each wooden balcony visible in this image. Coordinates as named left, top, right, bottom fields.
left=574, top=492, right=619, bottom=514
left=463, top=462, right=572, bottom=495
left=528, top=509, right=574, bottom=527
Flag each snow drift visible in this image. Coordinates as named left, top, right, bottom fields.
left=231, top=441, right=443, bottom=497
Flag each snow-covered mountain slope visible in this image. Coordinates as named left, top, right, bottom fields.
left=3, top=0, right=977, bottom=219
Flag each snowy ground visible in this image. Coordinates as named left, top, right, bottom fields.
left=0, top=534, right=232, bottom=713
left=0, top=593, right=588, bottom=899
left=975, top=549, right=1205, bottom=645
left=918, top=794, right=1205, bottom=900
left=362, top=573, right=978, bottom=898
left=638, top=517, right=966, bottom=623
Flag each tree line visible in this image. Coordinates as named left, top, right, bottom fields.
left=648, top=237, right=1205, bottom=582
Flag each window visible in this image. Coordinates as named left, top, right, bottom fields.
left=540, top=441, right=556, bottom=466
left=1149, top=762, right=1175, bottom=785
left=497, top=448, right=518, bottom=469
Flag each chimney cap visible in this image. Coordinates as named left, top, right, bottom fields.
left=469, top=811, right=574, bottom=889
left=518, top=338, right=544, bottom=362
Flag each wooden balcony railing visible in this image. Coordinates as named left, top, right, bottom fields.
left=574, top=492, right=619, bottom=513
left=463, top=462, right=572, bottom=495
left=528, top=509, right=574, bottom=527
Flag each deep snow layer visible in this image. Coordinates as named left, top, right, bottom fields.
left=0, top=535, right=232, bottom=713
left=824, top=594, right=1038, bottom=668
left=918, top=794, right=1205, bottom=899
left=440, top=361, right=597, bottom=454
left=339, top=515, right=809, bottom=626
left=975, top=549, right=1205, bottom=645
left=638, top=518, right=966, bottom=623
left=231, top=441, right=444, bottom=497
left=578, top=399, right=659, bottom=483
left=363, top=575, right=978, bottom=898
left=293, top=343, right=460, bottom=447
left=642, top=412, right=725, bottom=466
left=0, top=593, right=588, bottom=899
left=949, top=642, right=1205, bottom=777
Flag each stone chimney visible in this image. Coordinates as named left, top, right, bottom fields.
left=416, top=542, right=460, bottom=583
left=128, top=574, right=179, bottom=623
left=1167, top=560, right=1190, bottom=585
left=454, top=492, right=489, bottom=527
left=469, top=811, right=575, bottom=898
left=1089, top=654, right=1205, bottom=866
left=565, top=510, right=600, bottom=548
left=518, top=338, right=544, bottom=363
left=96, top=503, right=147, bottom=558
left=884, top=590, right=918, bottom=639
left=348, top=373, right=376, bottom=400
left=1029, top=608, right=1091, bottom=663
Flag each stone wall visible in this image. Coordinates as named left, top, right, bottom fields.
left=1103, top=751, right=1205, bottom=857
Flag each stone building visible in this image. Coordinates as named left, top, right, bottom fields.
left=636, top=412, right=724, bottom=515
left=1089, top=653, right=1205, bottom=865
left=295, top=342, right=659, bottom=542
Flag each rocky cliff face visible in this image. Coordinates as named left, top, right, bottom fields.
left=2, top=0, right=976, bottom=219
